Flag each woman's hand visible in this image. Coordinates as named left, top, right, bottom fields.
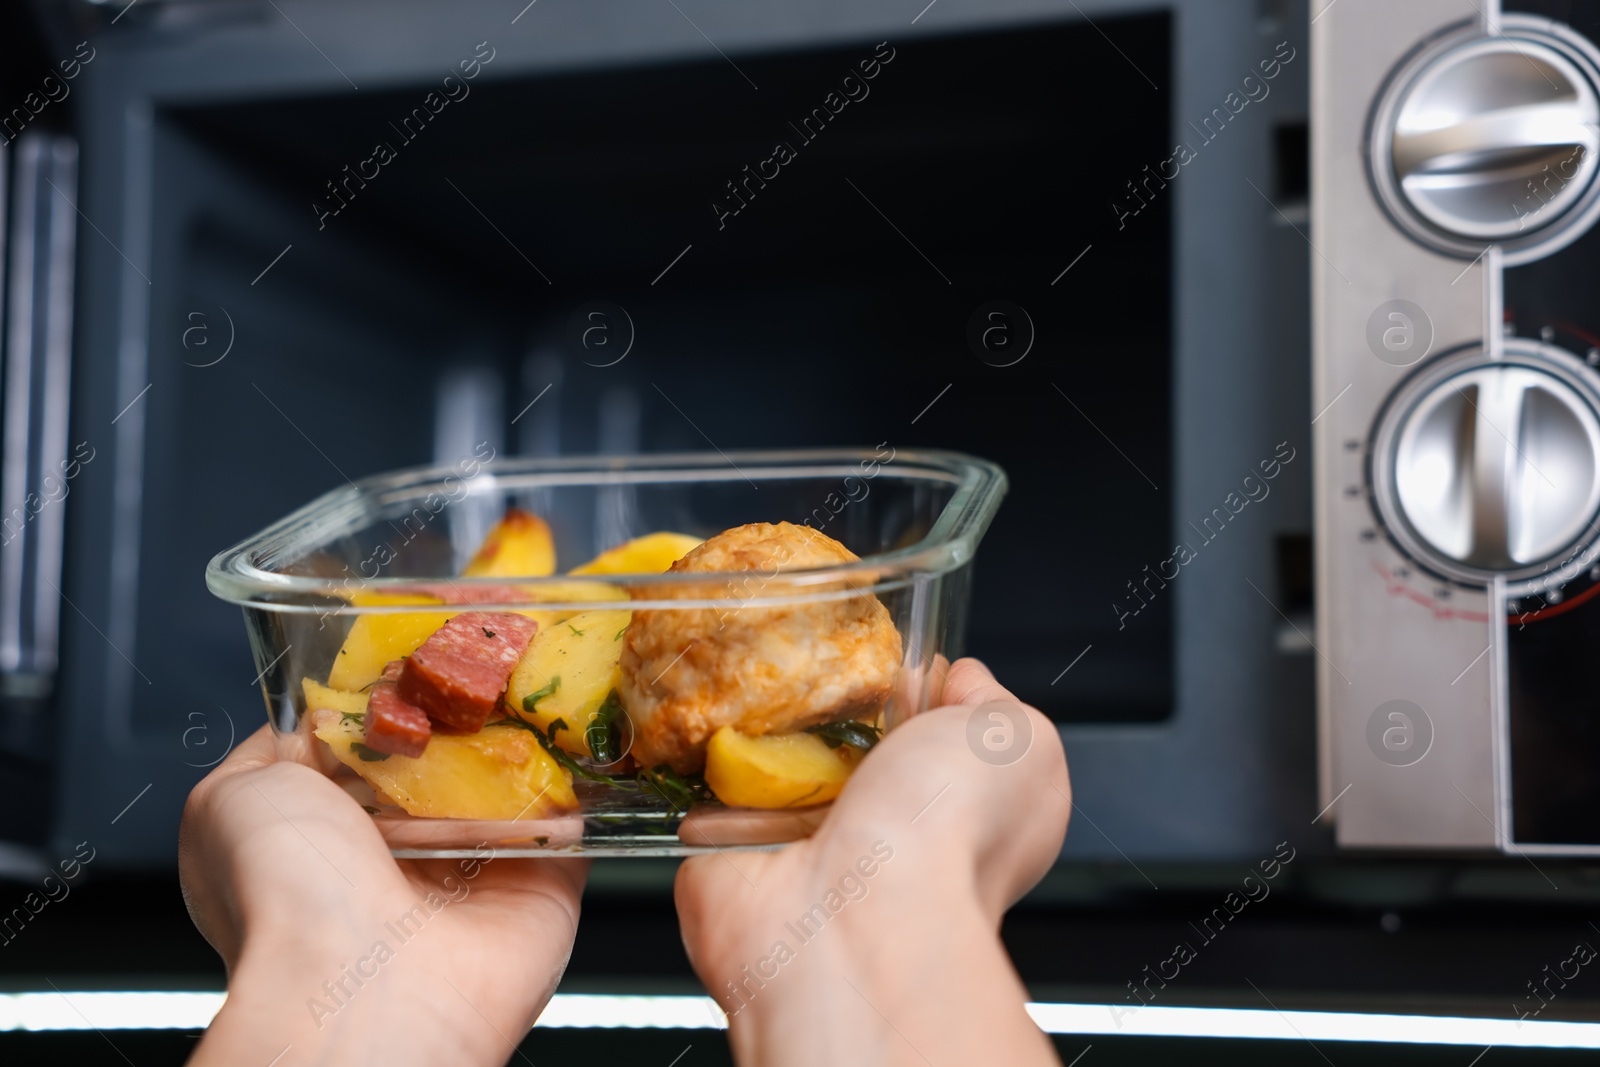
left=180, top=725, right=587, bottom=1067
left=675, top=658, right=1070, bottom=1066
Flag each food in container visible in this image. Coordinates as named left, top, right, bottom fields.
left=205, top=449, right=1004, bottom=856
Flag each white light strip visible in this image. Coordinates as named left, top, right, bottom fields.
left=3, top=992, right=1599, bottom=1048
left=0, top=992, right=226, bottom=1032
left=1023, top=1003, right=1600, bottom=1049
left=535, top=993, right=727, bottom=1030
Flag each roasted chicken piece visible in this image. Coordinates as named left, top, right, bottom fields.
left=620, top=522, right=902, bottom=773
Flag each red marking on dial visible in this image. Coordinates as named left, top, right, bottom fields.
left=1510, top=576, right=1600, bottom=626
left=1370, top=560, right=1491, bottom=623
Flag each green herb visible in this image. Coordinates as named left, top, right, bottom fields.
left=521, top=676, right=560, bottom=713
left=490, top=707, right=708, bottom=816
left=491, top=714, right=636, bottom=788
left=588, top=813, right=677, bottom=836
left=806, top=721, right=883, bottom=751
left=586, top=690, right=628, bottom=764
left=637, top=764, right=715, bottom=812
left=567, top=623, right=586, bottom=637
left=338, top=710, right=366, bottom=726
left=614, top=625, right=628, bottom=641
left=351, top=742, right=391, bottom=762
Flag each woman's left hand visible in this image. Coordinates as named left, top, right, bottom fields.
left=180, top=724, right=588, bottom=1067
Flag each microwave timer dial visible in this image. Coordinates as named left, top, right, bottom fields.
left=1370, top=341, right=1600, bottom=589
left=1369, top=16, right=1600, bottom=263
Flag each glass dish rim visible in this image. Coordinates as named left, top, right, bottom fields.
left=206, top=447, right=1007, bottom=611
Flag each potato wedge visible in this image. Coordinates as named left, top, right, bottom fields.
left=570, top=532, right=702, bottom=575
left=311, top=710, right=577, bottom=819
left=325, top=564, right=624, bottom=695
left=327, top=593, right=456, bottom=692
left=302, top=678, right=370, bottom=719
left=464, top=509, right=556, bottom=578
left=510, top=581, right=630, bottom=634
left=703, top=727, right=862, bottom=808
left=394, top=579, right=629, bottom=632
left=508, top=608, right=632, bottom=758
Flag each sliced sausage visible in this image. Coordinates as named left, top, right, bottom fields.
left=399, top=581, right=530, bottom=606
left=364, top=660, right=432, bottom=757
left=399, top=611, right=539, bottom=732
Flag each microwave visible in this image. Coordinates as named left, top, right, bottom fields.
left=4, top=0, right=1322, bottom=872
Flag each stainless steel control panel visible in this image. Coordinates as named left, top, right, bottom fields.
left=1314, top=0, right=1600, bottom=850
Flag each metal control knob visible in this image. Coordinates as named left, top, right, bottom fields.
left=1372, top=343, right=1600, bottom=586
left=1370, top=17, right=1600, bottom=262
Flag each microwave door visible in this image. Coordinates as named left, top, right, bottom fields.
left=0, top=134, right=78, bottom=859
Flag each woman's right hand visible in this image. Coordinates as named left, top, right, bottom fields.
left=675, top=658, right=1070, bottom=1066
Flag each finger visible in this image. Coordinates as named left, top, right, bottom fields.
left=429, top=856, right=592, bottom=951
left=181, top=723, right=278, bottom=832
left=177, top=727, right=276, bottom=963
left=940, top=657, right=1022, bottom=708
left=411, top=854, right=592, bottom=923
left=204, top=722, right=278, bottom=781
left=180, top=723, right=276, bottom=860
left=673, top=855, right=714, bottom=974
left=936, top=661, right=1070, bottom=906
left=674, top=850, right=776, bottom=982
left=921, top=653, right=952, bottom=707
left=825, top=697, right=1068, bottom=920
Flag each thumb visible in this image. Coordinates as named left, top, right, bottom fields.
left=940, top=657, right=1023, bottom=709
left=674, top=850, right=779, bottom=992
left=931, top=658, right=1069, bottom=913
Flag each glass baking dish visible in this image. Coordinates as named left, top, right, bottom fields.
left=206, top=448, right=1005, bottom=857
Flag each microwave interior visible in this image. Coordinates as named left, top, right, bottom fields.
left=144, top=13, right=1177, bottom=746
